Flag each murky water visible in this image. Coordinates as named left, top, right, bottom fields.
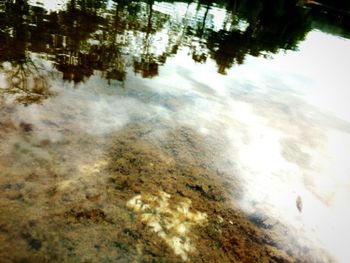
left=1, top=0, right=350, bottom=262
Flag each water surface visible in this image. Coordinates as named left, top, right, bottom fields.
left=1, top=0, right=350, bottom=262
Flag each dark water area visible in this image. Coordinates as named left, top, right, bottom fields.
left=0, top=0, right=349, bottom=85
left=1, top=0, right=350, bottom=262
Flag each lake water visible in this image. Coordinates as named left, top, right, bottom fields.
left=1, top=0, right=350, bottom=262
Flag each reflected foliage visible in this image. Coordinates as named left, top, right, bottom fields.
left=0, top=0, right=349, bottom=92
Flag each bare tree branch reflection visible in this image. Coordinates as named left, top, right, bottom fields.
left=1, top=57, right=53, bottom=105
left=0, top=0, right=53, bottom=105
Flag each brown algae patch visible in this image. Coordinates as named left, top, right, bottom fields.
left=79, top=160, right=109, bottom=177
left=0, top=119, right=334, bottom=262
left=127, top=191, right=207, bottom=261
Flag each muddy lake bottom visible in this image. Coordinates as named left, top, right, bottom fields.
left=0, top=110, right=330, bottom=263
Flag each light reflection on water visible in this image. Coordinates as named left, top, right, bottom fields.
left=140, top=37, right=350, bottom=262
left=1, top=0, right=350, bottom=262
left=198, top=31, right=350, bottom=262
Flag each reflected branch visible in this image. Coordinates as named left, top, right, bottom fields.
left=1, top=56, right=53, bottom=105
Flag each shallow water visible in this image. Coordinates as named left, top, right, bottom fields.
left=1, top=0, right=350, bottom=262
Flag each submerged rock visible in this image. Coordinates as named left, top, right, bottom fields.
left=296, top=195, right=303, bottom=213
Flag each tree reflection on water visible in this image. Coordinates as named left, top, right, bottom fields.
left=0, top=0, right=349, bottom=101
left=0, top=1, right=52, bottom=105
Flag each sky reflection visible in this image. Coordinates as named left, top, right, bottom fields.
left=195, top=31, right=350, bottom=262
left=125, top=30, right=350, bottom=262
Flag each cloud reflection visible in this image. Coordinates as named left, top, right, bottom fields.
left=107, top=32, right=350, bottom=262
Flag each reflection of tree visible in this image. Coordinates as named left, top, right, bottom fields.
left=95, top=1, right=129, bottom=83
left=1, top=58, right=52, bottom=105
left=0, top=0, right=53, bottom=105
left=133, top=1, right=169, bottom=78
left=207, top=31, right=246, bottom=74
left=303, top=0, right=350, bottom=38
left=206, top=0, right=312, bottom=74
left=1, top=0, right=342, bottom=85
left=133, top=1, right=158, bottom=78
left=179, top=2, right=212, bottom=64
left=52, top=0, right=107, bottom=83
left=68, top=0, right=107, bottom=12
left=98, top=44, right=126, bottom=83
